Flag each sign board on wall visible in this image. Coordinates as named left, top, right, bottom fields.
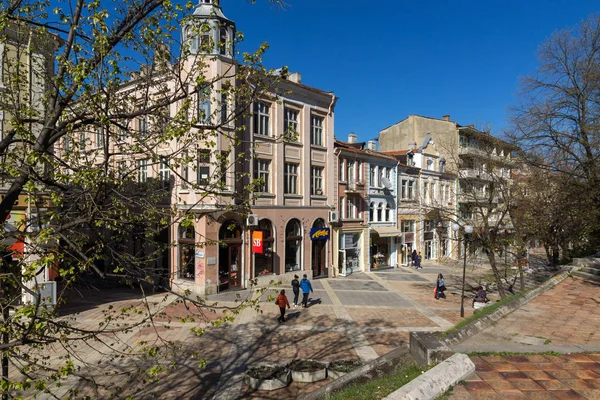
left=310, top=228, right=330, bottom=241
left=252, top=231, right=263, bottom=254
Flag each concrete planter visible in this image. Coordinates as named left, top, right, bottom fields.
left=245, top=364, right=291, bottom=391
left=288, top=359, right=327, bottom=383
left=327, top=360, right=364, bottom=379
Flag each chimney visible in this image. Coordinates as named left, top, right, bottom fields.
left=442, top=115, right=450, bottom=122
left=288, top=72, right=302, bottom=84
left=408, top=141, right=417, bottom=150
left=348, top=133, right=357, bottom=144
left=367, top=140, right=377, bottom=151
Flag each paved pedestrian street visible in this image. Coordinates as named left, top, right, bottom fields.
left=14, top=263, right=600, bottom=399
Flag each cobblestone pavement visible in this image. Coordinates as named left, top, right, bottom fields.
left=449, top=353, right=600, bottom=399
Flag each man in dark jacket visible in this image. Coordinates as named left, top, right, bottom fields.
left=299, top=274, right=313, bottom=308
left=291, top=275, right=300, bottom=307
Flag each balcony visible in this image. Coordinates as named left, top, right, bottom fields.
left=458, top=168, right=492, bottom=181
left=458, top=193, right=499, bottom=204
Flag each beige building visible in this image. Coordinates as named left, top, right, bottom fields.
left=62, top=0, right=337, bottom=295
left=380, top=114, right=513, bottom=259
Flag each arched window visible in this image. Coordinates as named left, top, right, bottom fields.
left=255, top=219, right=274, bottom=276
left=178, top=223, right=195, bottom=280
left=377, top=203, right=383, bottom=222
left=385, top=203, right=391, bottom=222
left=285, top=219, right=302, bottom=272
left=369, top=202, right=375, bottom=222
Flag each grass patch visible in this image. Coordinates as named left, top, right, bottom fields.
left=440, top=292, right=526, bottom=338
left=326, top=363, right=429, bottom=400
left=544, top=338, right=552, bottom=345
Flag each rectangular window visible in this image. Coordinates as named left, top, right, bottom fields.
left=117, top=161, right=126, bottom=180
left=137, top=159, right=148, bottom=183
left=284, top=108, right=298, bottom=140
left=95, top=128, right=104, bottom=148
left=63, top=137, right=70, bottom=152
left=159, top=158, right=170, bottom=186
left=198, top=88, right=211, bottom=124
left=346, top=160, right=355, bottom=183
left=423, top=182, right=429, bottom=203
left=254, top=159, right=270, bottom=193
left=197, top=149, right=211, bottom=185
left=311, top=166, right=323, bottom=195
left=284, top=163, right=298, bottom=194
left=310, top=115, right=323, bottom=146
left=357, top=161, right=363, bottom=183
left=339, top=158, right=345, bottom=181
left=119, top=121, right=128, bottom=141
left=253, top=102, right=270, bottom=136
left=221, top=93, right=228, bottom=125
left=347, top=197, right=357, bottom=219
left=79, top=132, right=86, bottom=148
left=138, top=117, right=147, bottom=137
left=219, top=151, right=229, bottom=188
left=401, top=220, right=415, bottom=233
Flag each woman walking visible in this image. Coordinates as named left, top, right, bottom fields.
left=435, top=273, right=446, bottom=300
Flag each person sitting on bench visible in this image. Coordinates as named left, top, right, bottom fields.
left=472, top=287, right=489, bottom=308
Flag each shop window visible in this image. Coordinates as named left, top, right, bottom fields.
left=285, top=219, right=302, bottom=272
left=255, top=219, right=274, bottom=276
left=178, top=224, right=195, bottom=280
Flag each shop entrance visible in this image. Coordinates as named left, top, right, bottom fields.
left=218, top=220, right=242, bottom=291
left=311, top=218, right=328, bottom=278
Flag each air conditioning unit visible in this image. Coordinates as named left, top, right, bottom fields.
left=246, top=214, right=259, bottom=227
left=328, top=210, right=339, bottom=223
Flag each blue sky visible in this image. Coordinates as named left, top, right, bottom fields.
left=224, top=0, right=599, bottom=143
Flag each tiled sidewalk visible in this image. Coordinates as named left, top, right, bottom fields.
left=449, top=353, right=600, bottom=399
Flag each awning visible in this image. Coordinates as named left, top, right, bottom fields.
left=372, top=226, right=403, bottom=237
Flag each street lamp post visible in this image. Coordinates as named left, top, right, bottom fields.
left=452, top=223, right=473, bottom=318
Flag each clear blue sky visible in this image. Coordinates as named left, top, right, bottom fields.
left=224, top=0, right=599, bottom=143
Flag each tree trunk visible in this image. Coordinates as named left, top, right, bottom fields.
left=486, top=250, right=507, bottom=299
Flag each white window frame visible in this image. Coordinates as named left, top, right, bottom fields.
left=254, top=102, right=270, bottom=136
left=284, top=107, right=299, bottom=140
left=197, top=149, right=211, bottom=186
left=284, top=162, right=298, bottom=194
left=310, top=115, right=323, bottom=146
left=138, top=159, right=148, bottom=183
left=159, top=158, right=170, bottom=185
left=255, top=159, right=271, bottom=193
left=311, top=166, right=323, bottom=196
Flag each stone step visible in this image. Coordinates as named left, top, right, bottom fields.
left=580, top=266, right=600, bottom=276
left=572, top=270, right=600, bottom=282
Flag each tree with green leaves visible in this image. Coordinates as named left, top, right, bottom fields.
left=0, top=0, right=286, bottom=397
left=508, top=13, right=600, bottom=255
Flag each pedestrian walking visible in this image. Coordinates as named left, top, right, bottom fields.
left=299, top=274, right=313, bottom=308
left=416, top=252, right=422, bottom=269
left=291, top=275, right=300, bottom=307
left=275, top=289, right=290, bottom=322
left=411, top=249, right=417, bottom=268
left=435, top=273, right=446, bottom=299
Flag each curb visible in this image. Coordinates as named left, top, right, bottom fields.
left=410, top=267, right=573, bottom=366
left=383, top=353, right=475, bottom=400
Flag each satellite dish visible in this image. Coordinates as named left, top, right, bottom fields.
left=381, top=176, right=392, bottom=189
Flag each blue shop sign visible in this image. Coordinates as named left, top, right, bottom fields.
left=310, top=228, right=330, bottom=241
